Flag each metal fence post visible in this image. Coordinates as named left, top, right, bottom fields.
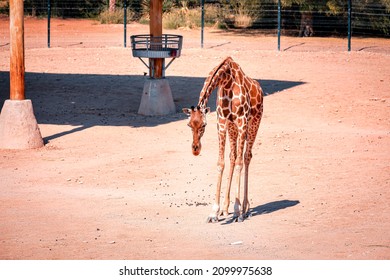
left=47, top=0, right=51, bottom=48
left=201, top=0, right=205, bottom=48
left=348, top=0, right=352, bottom=51
left=124, top=0, right=127, bottom=47
left=277, top=0, right=281, bottom=51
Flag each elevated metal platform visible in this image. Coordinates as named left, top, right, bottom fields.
left=130, top=34, right=183, bottom=77
left=131, top=34, right=183, bottom=58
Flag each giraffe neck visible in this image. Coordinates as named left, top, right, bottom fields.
left=197, top=57, right=232, bottom=108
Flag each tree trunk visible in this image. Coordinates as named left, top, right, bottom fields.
left=299, top=11, right=314, bottom=37
left=109, top=0, right=116, bottom=12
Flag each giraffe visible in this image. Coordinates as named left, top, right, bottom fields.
left=183, top=56, right=264, bottom=223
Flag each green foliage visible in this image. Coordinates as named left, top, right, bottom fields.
left=22, top=0, right=107, bottom=18
left=279, top=0, right=390, bottom=35
left=353, top=0, right=390, bottom=35
left=163, top=4, right=219, bottom=29
left=98, top=7, right=136, bottom=24
left=0, top=0, right=8, bottom=14
left=1, top=0, right=388, bottom=36
left=280, top=0, right=345, bottom=14
left=218, top=0, right=262, bottom=28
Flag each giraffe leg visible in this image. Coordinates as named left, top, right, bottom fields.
left=240, top=118, right=261, bottom=221
left=221, top=156, right=234, bottom=218
left=206, top=120, right=227, bottom=223
left=240, top=153, right=251, bottom=221
left=232, top=163, right=243, bottom=222
left=221, top=122, right=237, bottom=217
left=232, top=130, right=246, bottom=222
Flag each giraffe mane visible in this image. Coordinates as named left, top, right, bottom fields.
left=198, top=56, right=234, bottom=108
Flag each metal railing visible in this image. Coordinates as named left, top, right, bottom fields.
left=130, top=34, right=183, bottom=58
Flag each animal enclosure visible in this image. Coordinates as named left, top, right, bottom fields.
left=0, top=17, right=389, bottom=260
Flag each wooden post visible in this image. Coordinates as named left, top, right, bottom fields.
left=9, top=0, right=25, bottom=100
left=149, top=0, right=163, bottom=78
left=1, top=0, right=44, bottom=149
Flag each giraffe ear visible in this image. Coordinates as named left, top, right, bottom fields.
left=182, top=108, right=192, bottom=116
left=203, top=107, right=211, bottom=114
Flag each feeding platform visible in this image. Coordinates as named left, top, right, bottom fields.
left=130, top=34, right=183, bottom=77
left=130, top=34, right=183, bottom=116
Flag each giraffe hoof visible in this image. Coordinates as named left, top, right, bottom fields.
left=231, top=213, right=249, bottom=223
left=220, top=210, right=229, bottom=218
left=238, top=215, right=245, bottom=222
left=238, top=212, right=252, bottom=222
left=206, top=216, right=219, bottom=223
left=231, top=215, right=239, bottom=223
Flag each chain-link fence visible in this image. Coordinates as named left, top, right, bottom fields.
left=1, top=0, right=389, bottom=50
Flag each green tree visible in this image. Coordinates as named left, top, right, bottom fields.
left=353, top=0, right=390, bottom=35
left=280, top=0, right=341, bottom=36
left=280, top=0, right=390, bottom=36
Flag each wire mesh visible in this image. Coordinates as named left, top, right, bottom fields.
left=0, top=0, right=389, bottom=49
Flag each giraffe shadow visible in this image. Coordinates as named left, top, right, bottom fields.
left=221, top=199, right=300, bottom=225
left=260, top=80, right=304, bottom=97
left=250, top=199, right=300, bottom=215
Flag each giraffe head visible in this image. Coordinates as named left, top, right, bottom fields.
left=182, top=106, right=211, bottom=156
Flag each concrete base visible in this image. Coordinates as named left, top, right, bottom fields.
left=0, top=99, right=44, bottom=149
left=138, top=78, right=176, bottom=116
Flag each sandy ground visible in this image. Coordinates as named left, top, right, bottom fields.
left=0, top=18, right=389, bottom=260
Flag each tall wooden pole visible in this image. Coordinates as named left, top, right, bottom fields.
left=137, top=0, right=175, bottom=115
left=1, top=0, right=44, bottom=149
left=149, top=0, right=163, bottom=78
left=9, top=0, right=25, bottom=100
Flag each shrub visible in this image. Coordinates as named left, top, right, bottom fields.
left=98, top=8, right=135, bottom=24
left=233, top=12, right=253, bottom=28
left=163, top=4, right=221, bottom=29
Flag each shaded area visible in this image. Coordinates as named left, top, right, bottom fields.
left=0, top=71, right=304, bottom=141
left=261, top=79, right=303, bottom=96
left=283, top=42, right=305, bottom=51
left=251, top=200, right=300, bottom=216
left=221, top=200, right=300, bottom=224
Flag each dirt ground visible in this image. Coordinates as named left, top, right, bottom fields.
left=0, top=18, right=389, bottom=260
